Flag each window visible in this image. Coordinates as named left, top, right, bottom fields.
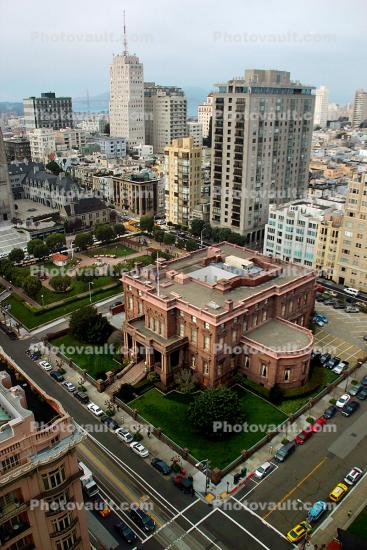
left=56, top=531, right=77, bottom=550
left=204, top=335, right=210, bottom=350
left=179, top=323, right=184, bottom=337
left=284, top=368, right=291, bottom=382
left=281, top=304, right=286, bottom=316
left=203, top=361, right=209, bottom=375
left=191, top=328, right=197, bottom=344
left=261, top=364, right=268, bottom=378
left=204, top=321, right=210, bottom=330
left=42, top=465, right=66, bottom=491
left=52, top=513, right=73, bottom=534
left=1, top=454, right=20, bottom=473
left=244, top=355, right=249, bottom=368
left=128, top=297, right=133, bottom=310
left=192, top=315, right=197, bottom=323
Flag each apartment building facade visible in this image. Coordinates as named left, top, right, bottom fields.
left=4, top=137, right=31, bottom=162
left=113, top=170, right=159, bottom=216
left=54, top=128, right=87, bottom=152
left=29, top=129, right=56, bottom=163
left=0, top=130, right=16, bottom=223
left=313, top=210, right=343, bottom=280
left=197, top=94, right=213, bottom=139
left=334, top=172, right=367, bottom=291
left=351, top=89, right=367, bottom=129
left=122, top=243, right=315, bottom=390
left=210, top=69, right=315, bottom=242
left=0, top=350, right=90, bottom=550
left=164, top=137, right=202, bottom=226
left=144, top=83, right=187, bottom=153
left=24, top=92, right=73, bottom=131
left=187, top=121, right=203, bottom=147
left=314, top=85, right=329, bottom=128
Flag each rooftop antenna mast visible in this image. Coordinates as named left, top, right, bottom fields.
left=123, top=10, right=128, bottom=55
left=156, top=251, right=160, bottom=297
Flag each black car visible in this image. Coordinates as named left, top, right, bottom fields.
left=325, top=357, right=341, bottom=370
left=361, top=375, right=367, bottom=387
left=323, top=405, right=337, bottom=419
left=50, top=371, right=64, bottom=382
left=130, top=505, right=156, bottom=532
left=320, top=353, right=331, bottom=365
left=357, top=387, right=367, bottom=400
left=311, top=351, right=321, bottom=362
left=100, top=415, right=119, bottom=431
left=74, top=390, right=89, bottom=404
left=114, top=521, right=138, bottom=544
left=341, top=401, right=360, bottom=417
left=333, top=302, right=345, bottom=309
left=151, top=458, right=171, bottom=475
left=316, top=293, right=324, bottom=302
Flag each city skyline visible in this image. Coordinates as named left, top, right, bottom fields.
left=1, top=0, right=366, bottom=104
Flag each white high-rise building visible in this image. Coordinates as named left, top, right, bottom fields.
left=198, top=94, right=213, bottom=139
left=314, top=85, right=329, bottom=127
left=187, top=121, right=203, bottom=147
left=29, top=128, right=56, bottom=162
left=351, top=89, right=367, bottom=128
left=109, top=16, right=145, bottom=146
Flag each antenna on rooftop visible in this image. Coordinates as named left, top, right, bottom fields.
left=123, top=10, right=128, bottom=55
left=156, top=251, right=160, bottom=297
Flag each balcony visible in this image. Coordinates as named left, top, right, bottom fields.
left=0, top=499, right=29, bottom=524
left=50, top=516, right=78, bottom=538
left=0, top=520, right=31, bottom=545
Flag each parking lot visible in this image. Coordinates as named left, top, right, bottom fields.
left=314, top=302, right=366, bottom=363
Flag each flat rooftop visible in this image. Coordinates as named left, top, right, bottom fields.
left=244, top=319, right=312, bottom=352
left=15, top=199, right=59, bottom=221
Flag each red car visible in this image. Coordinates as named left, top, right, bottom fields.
left=310, top=417, right=327, bottom=433
left=295, top=428, right=313, bottom=445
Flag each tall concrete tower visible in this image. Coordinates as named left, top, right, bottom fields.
left=314, top=85, right=329, bottom=127
left=0, top=129, right=15, bottom=223
left=109, top=13, right=145, bottom=146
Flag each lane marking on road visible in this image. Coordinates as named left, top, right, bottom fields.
left=229, top=497, right=289, bottom=541
left=97, top=484, right=146, bottom=540
left=262, top=457, right=328, bottom=520
left=217, top=508, right=270, bottom=549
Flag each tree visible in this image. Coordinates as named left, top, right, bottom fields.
left=46, top=160, right=63, bottom=175
left=268, top=384, right=284, bottom=406
left=32, top=243, right=50, bottom=259
left=140, top=215, right=155, bottom=233
left=74, top=232, right=93, bottom=250
left=104, top=122, right=110, bottom=135
left=113, top=223, right=125, bottom=236
left=69, top=305, right=112, bottom=345
left=176, top=238, right=186, bottom=249
left=8, top=248, right=24, bottom=263
left=174, top=368, right=199, bottom=393
left=163, top=232, right=175, bottom=246
left=50, top=275, right=71, bottom=292
left=188, top=387, right=244, bottom=439
left=46, top=233, right=66, bottom=253
left=190, top=219, right=205, bottom=236
left=185, top=239, right=199, bottom=252
left=95, top=224, right=114, bottom=243
left=27, top=239, right=44, bottom=256
left=153, top=228, right=165, bottom=243
left=22, top=276, right=42, bottom=298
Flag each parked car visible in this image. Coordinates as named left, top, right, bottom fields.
left=344, top=287, right=359, bottom=297
left=363, top=335, right=367, bottom=342
left=315, top=313, right=328, bottom=323
left=349, top=384, right=361, bottom=397
left=295, top=428, right=313, bottom=445
left=313, top=317, right=324, bottom=327
left=310, top=416, right=327, bottom=432
left=361, top=375, right=367, bottom=387
left=100, top=415, right=119, bottom=431
left=115, top=427, right=134, bottom=443
left=50, top=371, right=64, bottom=382
left=323, top=299, right=336, bottom=306
left=151, top=458, right=171, bottom=475
left=316, top=293, right=324, bottom=302
left=325, top=356, right=340, bottom=370
left=287, top=521, right=309, bottom=543
left=345, top=306, right=360, bottom=313
left=274, top=441, right=296, bottom=462
left=311, top=351, right=321, bottom=362
left=39, top=360, right=52, bottom=371
left=329, top=482, right=348, bottom=503
left=333, top=302, right=345, bottom=309
left=129, top=505, right=156, bottom=532
left=320, top=353, right=331, bottom=365
left=336, top=394, right=351, bottom=408
left=114, top=521, right=138, bottom=543
left=254, top=462, right=273, bottom=479
left=307, top=500, right=327, bottom=523
left=62, top=381, right=76, bottom=392
left=172, top=474, right=194, bottom=493
left=130, top=442, right=149, bottom=458
left=341, top=401, right=360, bottom=417
left=93, top=498, right=111, bottom=518
left=87, top=403, right=104, bottom=416
left=357, top=387, right=367, bottom=400
left=323, top=405, right=337, bottom=419
left=344, top=467, right=363, bottom=486
left=74, top=391, right=89, bottom=404
left=333, top=362, right=349, bottom=375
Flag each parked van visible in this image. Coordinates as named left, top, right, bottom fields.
left=344, top=287, right=359, bottom=297
left=74, top=391, right=89, bottom=404
left=274, top=441, right=296, bottom=462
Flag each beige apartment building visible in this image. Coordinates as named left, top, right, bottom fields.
left=210, top=69, right=315, bottom=243
left=197, top=94, right=213, bottom=139
left=313, top=210, right=343, bottom=279
left=351, top=89, right=367, bottom=129
left=334, top=172, right=367, bottom=291
left=29, top=128, right=56, bottom=163
left=164, top=137, right=202, bottom=226
left=0, top=349, right=90, bottom=550
left=113, top=170, right=159, bottom=217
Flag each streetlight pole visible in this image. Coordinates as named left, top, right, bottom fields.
left=88, top=282, right=94, bottom=303
left=41, top=294, right=44, bottom=308
left=196, top=459, right=210, bottom=495
left=200, top=229, right=204, bottom=248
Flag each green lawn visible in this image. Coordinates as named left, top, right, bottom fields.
left=348, top=504, right=367, bottom=541
left=34, top=274, right=116, bottom=306
left=5, top=285, right=122, bottom=330
left=51, top=334, right=121, bottom=379
left=130, top=387, right=287, bottom=469
left=85, top=244, right=135, bottom=257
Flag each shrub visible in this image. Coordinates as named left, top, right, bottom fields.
left=133, top=431, right=143, bottom=442
left=117, top=383, right=135, bottom=402
left=147, top=372, right=160, bottom=383
left=22, top=276, right=42, bottom=298
left=50, top=275, right=71, bottom=292
left=8, top=248, right=25, bottom=263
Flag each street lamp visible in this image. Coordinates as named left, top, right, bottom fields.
left=200, top=229, right=205, bottom=248
left=88, top=281, right=94, bottom=303
left=195, top=459, right=210, bottom=495
left=41, top=294, right=44, bottom=308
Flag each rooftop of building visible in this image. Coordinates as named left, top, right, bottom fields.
left=127, top=243, right=314, bottom=316
left=243, top=318, right=312, bottom=352
left=64, top=197, right=107, bottom=216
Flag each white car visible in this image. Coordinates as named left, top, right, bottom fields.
left=333, top=362, right=348, bottom=375
left=130, top=442, right=149, bottom=458
left=62, top=381, right=76, bottom=392
left=115, top=427, right=134, bottom=443
left=255, top=462, right=272, bottom=480
left=39, top=360, right=52, bottom=371
left=336, top=393, right=351, bottom=409
left=344, top=467, right=363, bottom=486
left=87, top=403, right=104, bottom=416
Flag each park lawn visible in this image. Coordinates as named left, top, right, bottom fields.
left=348, top=504, right=367, bottom=541
left=131, top=388, right=287, bottom=469
left=5, top=285, right=122, bottom=330
left=52, top=334, right=121, bottom=379
left=35, top=275, right=117, bottom=305
left=85, top=244, right=135, bottom=257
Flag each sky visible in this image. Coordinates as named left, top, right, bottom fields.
left=1, top=0, right=366, bottom=105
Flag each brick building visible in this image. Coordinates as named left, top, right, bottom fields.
left=122, top=243, right=315, bottom=390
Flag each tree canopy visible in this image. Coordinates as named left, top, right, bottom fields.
left=69, top=305, right=113, bottom=345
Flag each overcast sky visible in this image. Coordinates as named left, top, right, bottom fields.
left=1, top=0, right=366, bottom=104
